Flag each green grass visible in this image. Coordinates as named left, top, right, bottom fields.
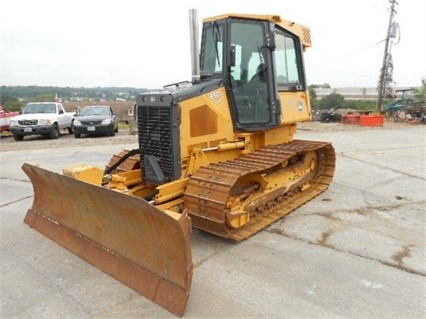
left=118, top=122, right=129, bottom=130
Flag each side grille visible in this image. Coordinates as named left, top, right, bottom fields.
left=301, top=27, right=312, bottom=47
left=137, top=101, right=181, bottom=184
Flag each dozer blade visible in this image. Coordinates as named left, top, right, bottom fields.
left=22, top=163, right=192, bottom=317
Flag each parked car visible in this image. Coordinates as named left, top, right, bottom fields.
left=0, top=105, right=20, bottom=133
left=73, top=105, right=118, bottom=138
left=9, top=102, right=75, bottom=141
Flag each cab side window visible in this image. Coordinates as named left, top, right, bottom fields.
left=274, top=31, right=302, bottom=89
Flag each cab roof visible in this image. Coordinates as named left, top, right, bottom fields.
left=203, top=13, right=312, bottom=50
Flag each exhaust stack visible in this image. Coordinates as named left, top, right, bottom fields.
left=189, top=9, right=200, bottom=83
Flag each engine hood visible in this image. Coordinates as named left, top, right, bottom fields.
left=76, top=115, right=111, bottom=121
left=12, top=113, right=59, bottom=121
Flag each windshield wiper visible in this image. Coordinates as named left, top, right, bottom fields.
left=213, top=22, right=221, bottom=68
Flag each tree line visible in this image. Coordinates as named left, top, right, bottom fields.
left=1, top=86, right=146, bottom=112
left=1, top=84, right=384, bottom=113
left=309, top=88, right=377, bottom=111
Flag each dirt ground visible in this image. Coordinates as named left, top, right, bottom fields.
left=0, top=119, right=416, bottom=153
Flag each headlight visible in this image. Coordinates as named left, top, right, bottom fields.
left=39, top=119, right=52, bottom=125
left=102, top=118, right=112, bottom=125
left=74, top=119, right=81, bottom=126
left=9, top=119, right=18, bottom=126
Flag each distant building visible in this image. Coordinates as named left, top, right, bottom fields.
left=315, top=87, right=419, bottom=100
left=54, top=93, right=62, bottom=103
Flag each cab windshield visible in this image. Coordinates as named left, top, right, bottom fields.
left=23, top=104, right=56, bottom=114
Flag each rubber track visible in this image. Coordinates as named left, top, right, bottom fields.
left=184, top=140, right=335, bottom=241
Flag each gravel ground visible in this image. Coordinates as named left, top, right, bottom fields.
left=0, top=120, right=413, bottom=152
left=297, top=118, right=410, bottom=132
left=0, top=129, right=139, bottom=152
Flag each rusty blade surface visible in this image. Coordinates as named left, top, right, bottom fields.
left=22, top=163, right=193, bottom=317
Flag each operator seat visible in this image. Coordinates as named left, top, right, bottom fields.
left=250, top=63, right=267, bottom=84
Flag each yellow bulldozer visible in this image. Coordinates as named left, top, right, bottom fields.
left=23, top=10, right=335, bottom=316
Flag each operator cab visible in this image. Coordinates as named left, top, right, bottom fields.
left=200, top=15, right=308, bottom=131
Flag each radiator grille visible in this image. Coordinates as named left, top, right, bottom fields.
left=81, top=120, right=102, bottom=125
left=18, top=120, right=38, bottom=125
left=137, top=104, right=180, bottom=184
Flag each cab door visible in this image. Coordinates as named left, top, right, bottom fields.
left=227, top=19, right=280, bottom=131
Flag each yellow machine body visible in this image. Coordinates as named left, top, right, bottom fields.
left=23, top=12, right=335, bottom=316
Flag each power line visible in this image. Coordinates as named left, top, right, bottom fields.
left=308, top=40, right=385, bottom=71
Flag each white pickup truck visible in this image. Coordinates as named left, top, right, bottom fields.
left=10, top=102, right=75, bottom=141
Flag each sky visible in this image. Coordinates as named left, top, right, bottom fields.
left=1, top=0, right=425, bottom=89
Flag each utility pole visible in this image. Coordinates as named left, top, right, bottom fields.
left=377, top=0, right=399, bottom=113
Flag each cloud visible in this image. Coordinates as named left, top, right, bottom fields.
left=2, top=0, right=425, bottom=88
